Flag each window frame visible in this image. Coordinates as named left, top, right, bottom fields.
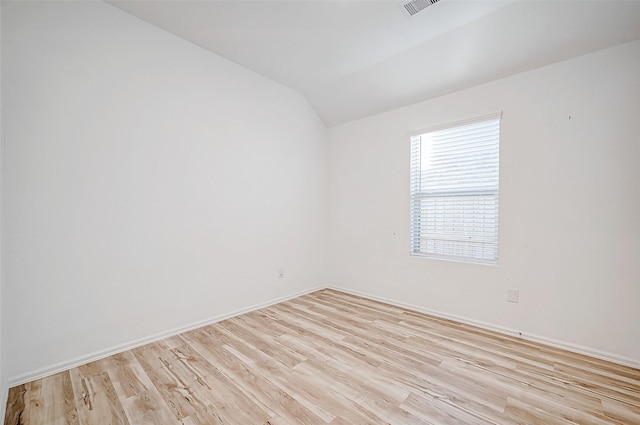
left=409, top=112, right=502, bottom=265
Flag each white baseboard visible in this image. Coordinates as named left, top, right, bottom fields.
left=327, top=285, right=640, bottom=370
left=6, top=283, right=639, bottom=390
left=7, top=285, right=326, bottom=387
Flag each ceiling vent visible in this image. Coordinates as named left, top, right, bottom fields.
left=402, top=0, right=441, bottom=17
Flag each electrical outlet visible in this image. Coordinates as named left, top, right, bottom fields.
left=278, top=268, right=285, bottom=279
left=507, top=288, right=519, bottom=303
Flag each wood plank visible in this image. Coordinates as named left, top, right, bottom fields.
left=4, top=288, right=639, bottom=425
left=3, top=385, right=26, bottom=425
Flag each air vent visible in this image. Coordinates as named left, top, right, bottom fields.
left=403, top=0, right=440, bottom=16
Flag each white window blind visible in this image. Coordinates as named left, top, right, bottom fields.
left=410, top=114, right=501, bottom=264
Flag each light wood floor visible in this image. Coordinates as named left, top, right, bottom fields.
left=4, top=289, right=640, bottom=425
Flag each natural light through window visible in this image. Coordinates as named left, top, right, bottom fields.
left=410, top=113, right=501, bottom=264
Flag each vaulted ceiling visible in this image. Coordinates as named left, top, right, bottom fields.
left=108, top=0, right=640, bottom=126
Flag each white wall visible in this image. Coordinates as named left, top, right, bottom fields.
left=2, top=0, right=639, bottom=395
left=1, top=1, right=327, bottom=382
left=0, top=1, right=5, bottom=414
left=327, top=40, right=640, bottom=366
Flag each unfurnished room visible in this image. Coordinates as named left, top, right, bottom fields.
left=1, top=0, right=639, bottom=424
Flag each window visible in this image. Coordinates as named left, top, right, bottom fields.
left=410, top=113, right=501, bottom=264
